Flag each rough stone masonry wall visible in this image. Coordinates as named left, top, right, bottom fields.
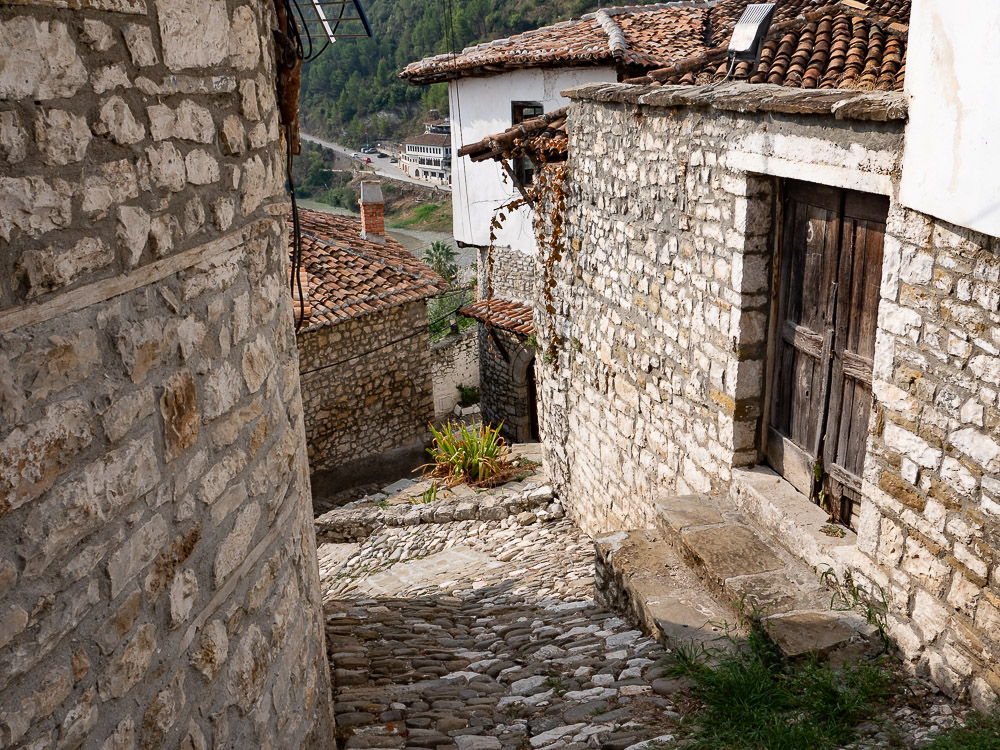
left=297, top=300, right=434, bottom=473
left=478, top=324, right=536, bottom=443
left=478, top=243, right=537, bottom=305
left=430, top=328, right=479, bottom=421
left=855, top=206, right=1000, bottom=708
left=537, top=95, right=902, bottom=537
left=0, top=1, right=332, bottom=747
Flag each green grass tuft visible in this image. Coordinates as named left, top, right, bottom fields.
left=923, top=710, right=1000, bottom=749
left=674, top=629, right=895, bottom=750
left=423, top=421, right=513, bottom=486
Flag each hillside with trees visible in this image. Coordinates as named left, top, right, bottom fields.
left=299, top=0, right=628, bottom=146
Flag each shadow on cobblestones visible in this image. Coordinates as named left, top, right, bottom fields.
left=322, top=518, right=681, bottom=750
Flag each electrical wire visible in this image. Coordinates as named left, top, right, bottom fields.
left=441, top=0, right=475, bottom=261
left=286, top=123, right=307, bottom=331
left=298, top=291, right=477, bottom=376
left=278, top=0, right=373, bottom=329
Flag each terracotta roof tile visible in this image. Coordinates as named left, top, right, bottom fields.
left=403, top=132, right=452, bottom=147
left=459, top=298, right=534, bottom=335
left=630, top=1, right=909, bottom=91
left=448, top=1, right=910, bottom=170
left=290, top=209, right=448, bottom=332
left=400, top=1, right=835, bottom=85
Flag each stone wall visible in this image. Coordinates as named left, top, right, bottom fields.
left=854, top=206, right=1000, bottom=708
left=297, top=300, right=434, bottom=474
left=478, top=324, right=537, bottom=443
left=538, top=83, right=1000, bottom=705
left=538, top=96, right=904, bottom=533
left=0, top=1, right=333, bottom=747
left=430, top=328, right=479, bottom=421
left=478, top=243, right=537, bottom=305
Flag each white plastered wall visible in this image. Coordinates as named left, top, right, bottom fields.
left=900, top=0, right=1000, bottom=237
left=448, top=66, right=618, bottom=251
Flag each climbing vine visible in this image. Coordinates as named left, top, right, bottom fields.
left=482, top=139, right=569, bottom=364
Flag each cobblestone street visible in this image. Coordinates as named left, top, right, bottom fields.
left=317, top=461, right=683, bottom=750
left=315, top=457, right=975, bottom=750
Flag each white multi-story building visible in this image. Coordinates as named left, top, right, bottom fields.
left=400, top=131, right=452, bottom=184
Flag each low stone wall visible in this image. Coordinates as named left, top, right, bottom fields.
left=478, top=324, right=538, bottom=443
left=0, top=1, right=332, bottom=746
left=314, top=483, right=559, bottom=543
left=297, top=300, right=433, bottom=474
left=430, top=328, right=479, bottom=421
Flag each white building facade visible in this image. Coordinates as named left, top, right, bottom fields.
left=401, top=132, right=452, bottom=185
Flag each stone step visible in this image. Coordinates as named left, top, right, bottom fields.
left=730, top=465, right=858, bottom=577
left=595, top=529, right=736, bottom=652
left=651, top=491, right=879, bottom=661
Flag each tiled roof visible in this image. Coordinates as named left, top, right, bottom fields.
left=458, top=107, right=569, bottom=164
left=627, top=1, right=909, bottom=91
left=459, top=298, right=534, bottom=335
left=290, top=209, right=447, bottom=332
left=404, top=132, right=452, bottom=147
left=400, top=1, right=833, bottom=85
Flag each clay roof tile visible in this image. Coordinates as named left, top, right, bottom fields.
left=459, top=298, right=534, bottom=334
left=624, top=0, right=909, bottom=93
left=289, top=209, right=448, bottom=333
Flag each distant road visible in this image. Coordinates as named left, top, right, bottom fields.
left=300, top=132, right=451, bottom=193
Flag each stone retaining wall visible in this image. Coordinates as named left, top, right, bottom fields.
left=430, top=328, right=479, bottom=421
left=0, top=1, right=332, bottom=746
left=314, top=483, right=559, bottom=543
left=297, top=299, right=433, bottom=473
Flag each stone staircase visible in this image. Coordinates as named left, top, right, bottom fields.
left=596, top=467, right=880, bottom=662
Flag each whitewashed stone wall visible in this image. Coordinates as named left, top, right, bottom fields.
left=430, top=328, right=479, bottom=421
left=297, top=300, right=434, bottom=474
left=856, top=206, right=1000, bottom=708
left=0, top=1, right=333, bottom=747
left=540, top=83, right=1000, bottom=705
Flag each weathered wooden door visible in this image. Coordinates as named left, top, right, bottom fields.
left=767, top=180, right=887, bottom=529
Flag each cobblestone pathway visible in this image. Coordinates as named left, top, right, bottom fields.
left=317, top=463, right=970, bottom=750
left=320, top=509, right=682, bottom=750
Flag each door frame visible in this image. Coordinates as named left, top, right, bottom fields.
left=760, top=178, right=888, bottom=529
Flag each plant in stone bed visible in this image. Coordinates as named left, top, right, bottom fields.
left=423, top=420, right=513, bottom=486
left=410, top=483, right=438, bottom=504
left=668, top=625, right=896, bottom=750
left=456, top=383, right=479, bottom=407
left=923, top=709, right=1000, bottom=749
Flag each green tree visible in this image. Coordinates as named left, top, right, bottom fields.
left=423, top=240, right=458, bottom=285
left=297, top=0, right=604, bottom=148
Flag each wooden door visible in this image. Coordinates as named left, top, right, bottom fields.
left=767, top=180, right=887, bottom=528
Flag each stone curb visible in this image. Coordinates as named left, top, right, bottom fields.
left=315, top=484, right=562, bottom=542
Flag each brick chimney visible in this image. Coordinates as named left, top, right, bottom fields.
left=359, top=182, right=385, bottom=244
